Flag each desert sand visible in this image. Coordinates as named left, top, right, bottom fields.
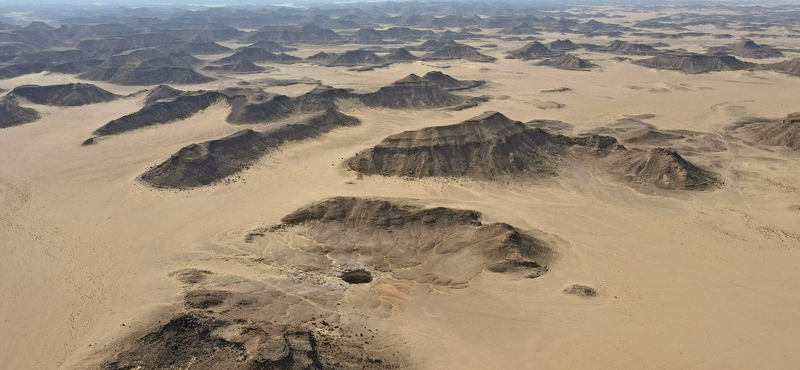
left=1, top=3, right=800, bottom=370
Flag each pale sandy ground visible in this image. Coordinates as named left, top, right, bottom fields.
left=1, top=10, right=800, bottom=370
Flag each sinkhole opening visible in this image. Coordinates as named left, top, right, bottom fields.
left=340, top=269, right=373, bottom=284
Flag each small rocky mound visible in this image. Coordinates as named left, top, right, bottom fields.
left=506, top=41, right=562, bottom=60
left=563, top=284, right=597, bottom=297
left=734, top=112, right=800, bottom=150
left=275, top=197, right=554, bottom=283
left=0, top=97, right=40, bottom=129
left=95, top=91, right=226, bottom=136
left=359, top=76, right=479, bottom=109
left=10, top=83, right=118, bottom=106
left=101, top=312, right=394, bottom=370
left=203, top=60, right=267, bottom=73
left=346, top=111, right=621, bottom=179
left=537, top=54, right=595, bottom=71
left=423, top=40, right=496, bottom=63
left=709, top=39, right=783, bottom=59
left=633, top=53, right=755, bottom=74
left=759, top=58, right=800, bottom=77
left=599, top=40, right=661, bottom=56
left=140, top=109, right=360, bottom=188
left=384, top=48, right=418, bottom=61
left=615, top=148, right=720, bottom=190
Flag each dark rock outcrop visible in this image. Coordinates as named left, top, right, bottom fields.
left=537, top=54, right=595, bottom=70
left=10, top=83, right=118, bottom=106
left=0, top=97, right=40, bottom=128
left=140, top=109, right=360, bottom=188
left=633, top=53, right=755, bottom=74
left=506, top=41, right=562, bottom=60
left=94, top=91, right=225, bottom=136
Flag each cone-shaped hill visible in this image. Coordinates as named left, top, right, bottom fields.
left=346, top=111, right=720, bottom=190
left=384, top=48, right=418, bottom=61
left=140, top=109, right=360, bottom=188
left=10, top=83, right=118, bottom=106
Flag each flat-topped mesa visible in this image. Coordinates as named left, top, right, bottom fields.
left=710, top=39, right=783, bottom=59
left=202, top=60, right=267, bottom=73
left=242, top=41, right=296, bottom=52
left=537, top=54, right=595, bottom=71
left=616, top=148, right=721, bottom=190
left=633, top=53, right=755, bottom=74
left=140, top=108, right=360, bottom=188
left=506, top=41, right=562, bottom=60
left=358, top=75, right=480, bottom=109
left=0, top=97, right=40, bottom=129
left=215, top=47, right=301, bottom=64
left=346, top=111, right=622, bottom=179
left=327, top=50, right=386, bottom=66
left=600, top=40, right=661, bottom=56
left=276, top=196, right=554, bottom=280
left=549, top=39, right=580, bottom=51
left=735, top=112, right=800, bottom=150
left=422, top=40, right=496, bottom=62
left=226, top=85, right=353, bottom=124
left=10, top=83, right=118, bottom=106
left=79, top=48, right=214, bottom=85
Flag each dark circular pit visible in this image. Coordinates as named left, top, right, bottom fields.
left=340, top=269, right=373, bottom=284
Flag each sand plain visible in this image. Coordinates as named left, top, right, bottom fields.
left=1, top=6, right=800, bottom=370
